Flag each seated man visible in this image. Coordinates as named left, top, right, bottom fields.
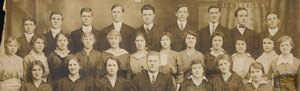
left=131, top=51, right=175, bottom=91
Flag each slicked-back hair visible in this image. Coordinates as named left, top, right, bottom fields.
left=234, top=7, right=248, bottom=17
left=141, top=4, right=155, bottom=13
left=23, top=17, right=36, bottom=25
left=208, top=5, right=221, bottom=12
left=50, top=12, right=63, bottom=20
left=176, top=4, right=189, bottom=12
left=80, top=7, right=93, bottom=16
left=111, top=4, right=124, bottom=12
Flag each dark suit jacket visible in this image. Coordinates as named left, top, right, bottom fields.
left=16, top=34, right=32, bottom=58
left=165, top=22, right=196, bottom=52
left=71, top=27, right=101, bottom=53
left=95, top=76, right=130, bottom=91
left=135, top=24, right=163, bottom=52
left=131, top=72, right=175, bottom=91
left=231, top=27, right=259, bottom=58
left=198, top=24, right=232, bottom=54
left=258, top=29, right=286, bottom=55
left=100, top=23, right=135, bottom=53
left=43, top=30, right=74, bottom=56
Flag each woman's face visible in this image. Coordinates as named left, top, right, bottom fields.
left=108, top=36, right=120, bottom=48
left=185, top=34, right=197, bottom=48
left=192, top=63, right=204, bottom=78
left=68, top=59, right=81, bottom=75
left=5, top=42, right=18, bottom=55
left=262, top=38, right=274, bottom=53
left=212, top=36, right=223, bottom=50
left=218, top=59, right=231, bottom=74
left=280, top=40, right=292, bottom=55
left=249, top=67, right=263, bottom=82
left=106, top=59, right=119, bottom=75
left=135, top=35, right=146, bottom=50
left=82, top=36, right=95, bottom=49
left=57, top=35, right=69, bottom=50
left=235, top=40, right=246, bottom=53
left=33, top=38, right=45, bottom=53
left=160, top=35, right=171, bottom=49
left=32, top=65, right=43, bottom=80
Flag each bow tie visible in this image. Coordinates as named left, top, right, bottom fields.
left=239, top=25, right=246, bottom=29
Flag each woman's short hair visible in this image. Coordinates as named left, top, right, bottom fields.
left=184, top=31, right=198, bottom=42
left=215, top=54, right=233, bottom=72
left=55, top=32, right=72, bottom=47
left=277, top=35, right=294, bottom=47
left=188, top=59, right=206, bottom=75
left=133, top=32, right=148, bottom=52
left=30, top=34, right=46, bottom=47
left=65, top=55, right=82, bottom=75
left=28, top=60, right=45, bottom=81
left=104, top=57, right=121, bottom=71
left=4, top=36, right=20, bottom=49
left=106, top=29, right=122, bottom=42
left=248, top=62, right=265, bottom=74
left=158, top=32, right=173, bottom=50
left=262, top=34, right=274, bottom=42
left=81, top=32, right=96, bottom=43
left=210, top=32, right=225, bottom=44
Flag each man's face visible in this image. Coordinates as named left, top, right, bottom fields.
left=236, top=10, right=248, bottom=26
left=81, top=12, right=93, bottom=26
left=142, top=10, right=155, bottom=25
left=266, top=14, right=280, bottom=29
left=175, top=7, right=189, bottom=22
left=147, top=55, right=160, bottom=73
left=51, top=14, right=63, bottom=29
left=111, top=6, right=124, bottom=23
left=209, top=8, right=221, bottom=23
left=24, top=20, right=36, bottom=34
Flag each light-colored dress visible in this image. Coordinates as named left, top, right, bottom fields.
left=129, top=52, right=148, bottom=77
left=0, top=54, right=23, bottom=91
left=256, top=51, right=278, bottom=74
left=232, top=53, right=255, bottom=78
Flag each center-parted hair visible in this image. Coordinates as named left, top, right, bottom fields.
left=4, top=36, right=20, bottom=49
left=30, top=34, right=46, bottom=47
left=234, top=7, right=248, bottom=17
left=28, top=60, right=45, bottom=81
left=80, top=7, right=93, bottom=15
left=54, top=32, right=72, bottom=48
left=65, top=55, right=82, bottom=75
left=210, top=32, right=225, bottom=45
left=141, top=4, right=155, bottom=13
left=215, top=54, right=233, bottom=72
left=158, top=32, right=173, bottom=50
left=106, top=29, right=122, bottom=42
left=111, top=4, right=124, bottom=12
left=104, top=57, right=121, bottom=72
left=248, top=62, right=265, bottom=74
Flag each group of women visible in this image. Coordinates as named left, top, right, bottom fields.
left=0, top=27, right=299, bottom=91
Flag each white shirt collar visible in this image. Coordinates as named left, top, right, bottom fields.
left=113, top=21, right=123, bottom=32
left=143, top=23, right=154, bottom=31
left=209, top=22, right=219, bottom=35
left=51, top=28, right=61, bottom=38
left=82, top=25, right=92, bottom=33
left=210, top=48, right=225, bottom=57
left=148, top=71, right=159, bottom=81
left=247, top=78, right=269, bottom=84
left=237, top=24, right=246, bottom=35
left=277, top=54, right=294, bottom=65
left=268, top=27, right=279, bottom=36
left=177, top=20, right=187, bottom=30
left=24, top=33, right=34, bottom=42
left=190, top=75, right=208, bottom=82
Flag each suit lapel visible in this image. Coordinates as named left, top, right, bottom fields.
left=144, top=72, right=154, bottom=90
left=120, top=23, right=127, bottom=38
left=19, top=35, right=31, bottom=49
left=174, top=23, right=186, bottom=40
left=152, top=72, right=163, bottom=90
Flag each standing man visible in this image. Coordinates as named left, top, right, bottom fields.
left=198, top=5, right=232, bottom=54
left=258, top=13, right=286, bottom=55
left=71, top=7, right=101, bottom=53
left=17, top=17, right=36, bottom=58
left=100, top=4, right=135, bottom=53
left=131, top=51, right=175, bottom=91
left=165, top=4, right=196, bottom=52
left=231, top=7, right=259, bottom=58
left=44, top=12, right=74, bottom=56
left=135, top=4, right=163, bottom=52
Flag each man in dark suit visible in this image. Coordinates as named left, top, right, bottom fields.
left=43, top=12, right=74, bottom=56
left=197, top=5, right=232, bottom=54
left=16, top=17, right=36, bottom=58
left=165, top=4, right=196, bottom=52
left=258, top=13, right=286, bottom=55
left=135, top=4, right=163, bottom=52
left=231, top=8, right=259, bottom=58
left=100, top=4, right=135, bottom=53
left=131, top=51, right=175, bottom=91
left=71, top=7, right=101, bottom=53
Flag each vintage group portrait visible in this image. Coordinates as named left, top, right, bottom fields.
left=0, top=0, right=300, bottom=91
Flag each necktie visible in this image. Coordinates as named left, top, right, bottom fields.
left=151, top=75, right=156, bottom=84
left=145, top=26, right=150, bottom=33
left=239, top=25, right=246, bottom=29
left=180, top=23, right=184, bottom=31
left=212, top=24, right=216, bottom=34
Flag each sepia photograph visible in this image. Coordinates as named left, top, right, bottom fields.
left=0, top=0, right=300, bottom=91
